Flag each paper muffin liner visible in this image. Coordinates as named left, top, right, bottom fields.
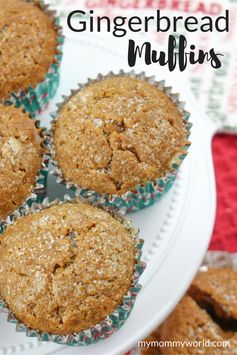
left=0, top=195, right=146, bottom=346
left=4, top=1, right=64, bottom=116
left=0, top=103, right=50, bottom=233
left=49, top=70, right=192, bottom=213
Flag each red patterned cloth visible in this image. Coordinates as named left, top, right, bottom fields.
left=209, top=134, right=237, bottom=252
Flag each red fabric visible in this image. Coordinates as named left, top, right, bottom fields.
left=209, top=134, right=237, bottom=252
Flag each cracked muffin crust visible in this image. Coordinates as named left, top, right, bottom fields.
left=190, top=268, right=237, bottom=327
left=0, top=0, right=57, bottom=101
left=54, top=76, right=189, bottom=195
left=156, top=296, right=237, bottom=354
left=0, top=104, right=42, bottom=219
left=0, top=201, right=136, bottom=335
left=141, top=268, right=237, bottom=354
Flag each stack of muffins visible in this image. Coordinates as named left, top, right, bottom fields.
left=141, top=267, right=237, bottom=354
left=0, top=0, right=192, bottom=347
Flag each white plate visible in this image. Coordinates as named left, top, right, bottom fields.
left=0, top=35, right=217, bottom=355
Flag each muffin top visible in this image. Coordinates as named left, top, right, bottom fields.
left=0, top=104, right=42, bottom=219
left=190, top=268, right=237, bottom=322
left=54, top=76, right=189, bottom=195
left=142, top=268, right=237, bottom=355
left=0, top=201, right=136, bottom=334
left=157, top=296, right=237, bottom=354
left=0, top=0, right=57, bottom=101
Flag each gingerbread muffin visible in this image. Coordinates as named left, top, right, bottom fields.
left=0, top=200, right=141, bottom=337
left=0, top=104, right=43, bottom=219
left=52, top=74, right=190, bottom=211
left=0, top=0, right=57, bottom=101
left=189, top=268, right=237, bottom=326
left=141, top=268, right=237, bottom=354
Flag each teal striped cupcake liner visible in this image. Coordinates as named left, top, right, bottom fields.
left=0, top=103, right=50, bottom=234
left=0, top=196, right=146, bottom=346
left=49, top=70, right=191, bottom=213
left=5, top=1, right=64, bottom=116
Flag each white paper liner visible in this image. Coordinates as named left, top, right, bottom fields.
left=201, top=251, right=237, bottom=270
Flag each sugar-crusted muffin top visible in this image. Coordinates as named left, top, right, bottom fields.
left=0, top=104, right=42, bottom=219
left=190, top=268, right=237, bottom=322
left=0, top=201, right=136, bottom=335
left=157, top=295, right=237, bottom=354
left=54, top=76, right=189, bottom=195
left=0, top=0, right=57, bottom=100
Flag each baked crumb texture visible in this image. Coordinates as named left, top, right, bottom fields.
left=52, top=74, right=191, bottom=211
left=141, top=268, right=237, bottom=354
left=0, top=201, right=144, bottom=343
left=0, top=104, right=42, bottom=220
left=0, top=0, right=57, bottom=101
